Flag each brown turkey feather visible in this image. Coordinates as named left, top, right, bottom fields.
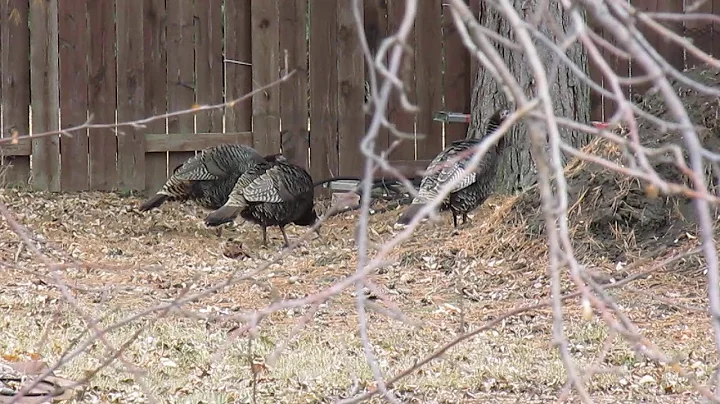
left=396, top=108, right=511, bottom=227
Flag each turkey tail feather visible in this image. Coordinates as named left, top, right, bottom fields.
left=396, top=203, right=427, bottom=226
left=205, top=205, right=242, bottom=227
left=138, top=194, right=169, bottom=212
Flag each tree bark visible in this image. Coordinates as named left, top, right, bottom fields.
left=467, top=1, right=591, bottom=194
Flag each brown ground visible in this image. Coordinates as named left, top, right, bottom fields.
left=0, top=183, right=714, bottom=403
left=1, top=64, right=719, bottom=403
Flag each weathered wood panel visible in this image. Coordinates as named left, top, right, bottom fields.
left=0, top=4, right=3, bottom=166
left=442, top=1, right=471, bottom=144
left=116, top=0, right=146, bottom=191
left=585, top=10, right=607, bottom=121
left=251, top=0, right=281, bottom=156
left=30, top=0, right=60, bottom=191
left=59, top=0, right=89, bottom=191
left=363, top=0, right=390, bottom=156
left=18, top=0, right=720, bottom=196
left=337, top=0, right=366, bottom=177
left=587, top=25, right=604, bottom=123
left=594, top=24, right=630, bottom=121
left=145, top=132, right=253, bottom=152
left=414, top=0, right=443, bottom=159
left=0, top=0, right=31, bottom=186
left=166, top=0, right=196, bottom=172
left=88, top=0, right=118, bottom=190
left=195, top=0, right=224, bottom=132
left=378, top=159, right=430, bottom=179
left=224, top=0, right=253, bottom=133
left=386, top=0, right=416, bottom=161
left=309, top=0, right=339, bottom=187
left=143, top=0, right=168, bottom=195
left=468, top=0, right=481, bottom=89
left=633, top=0, right=684, bottom=96
left=279, top=0, right=310, bottom=168
left=714, top=0, right=720, bottom=58
left=684, top=0, right=714, bottom=68
left=0, top=139, right=31, bottom=156
left=5, top=132, right=252, bottom=156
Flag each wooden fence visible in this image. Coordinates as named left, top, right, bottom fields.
left=587, top=0, right=720, bottom=125
left=0, top=0, right=719, bottom=195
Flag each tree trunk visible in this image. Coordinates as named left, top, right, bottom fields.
left=467, top=1, right=591, bottom=194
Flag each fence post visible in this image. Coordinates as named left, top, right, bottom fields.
left=1, top=0, right=32, bottom=187
left=337, top=0, right=365, bottom=178
left=88, top=0, right=118, bottom=190
left=59, top=0, right=90, bottom=191
left=442, top=2, right=472, bottom=144
left=386, top=0, right=416, bottom=162
left=251, top=0, right=282, bottom=156
left=414, top=0, right=443, bottom=160
left=309, top=0, right=339, bottom=190
left=166, top=0, right=195, bottom=174
left=224, top=0, right=253, bottom=135
left=30, top=0, right=61, bottom=192
left=116, top=0, right=146, bottom=192
left=279, top=0, right=310, bottom=169
left=143, top=0, right=168, bottom=196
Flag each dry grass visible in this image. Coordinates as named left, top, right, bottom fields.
left=0, top=182, right=715, bottom=403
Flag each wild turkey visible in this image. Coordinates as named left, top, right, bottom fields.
left=204, top=154, right=319, bottom=247
left=395, top=108, right=511, bottom=228
left=138, top=144, right=266, bottom=212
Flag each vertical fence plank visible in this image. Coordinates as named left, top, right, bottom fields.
left=415, top=0, right=443, bottom=160
left=88, top=0, right=117, bottom=190
left=279, top=0, right=309, bottom=168
left=195, top=0, right=223, bottom=133
left=633, top=0, right=684, bottom=96
left=116, top=0, right=146, bottom=191
left=59, top=0, right=89, bottom=191
left=225, top=0, right=253, bottom=134
left=30, top=0, right=60, bottom=191
left=598, top=30, right=630, bottom=121
left=655, top=0, right=684, bottom=70
left=309, top=0, right=339, bottom=185
left=1, top=0, right=31, bottom=186
left=586, top=11, right=609, bottom=121
left=251, top=0, right=281, bottom=156
left=684, top=0, right=713, bottom=68
left=468, top=0, right=480, bottom=89
left=143, top=0, right=168, bottom=195
left=363, top=0, right=390, bottom=158
left=167, top=0, right=196, bottom=171
left=442, top=1, right=471, bottom=144
left=712, top=0, right=720, bottom=58
left=415, top=0, right=443, bottom=159
left=0, top=1, right=3, bottom=180
left=587, top=28, right=604, bottom=123
left=386, top=0, right=416, bottom=161
left=337, top=0, right=365, bottom=177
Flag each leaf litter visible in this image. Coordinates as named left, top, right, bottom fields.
left=3, top=65, right=720, bottom=400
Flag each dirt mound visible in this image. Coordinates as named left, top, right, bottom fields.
left=511, top=139, right=695, bottom=262
left=508, top=64, right=720, bottom=262
left=636, top=65, right=720, bottom=152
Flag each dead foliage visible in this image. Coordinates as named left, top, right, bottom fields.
left=471, top=64, right=720, bottom=266
left=2, top=66, right=720, bottom=399
left=0, top=183, right=713, bottom=402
